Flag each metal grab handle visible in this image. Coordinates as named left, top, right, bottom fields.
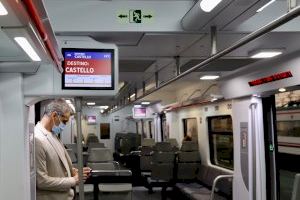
left=210, top=175, right=234, bottom=200
left=249, top=102, right=258, bottom=200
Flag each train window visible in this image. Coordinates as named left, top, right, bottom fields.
left=277, top=121, right=300, bottom=137
left=275, top=90, right=300, bottom=200
left=207, top=115, right=233, bottom=169
left=182, top=118, right=198, bottom=141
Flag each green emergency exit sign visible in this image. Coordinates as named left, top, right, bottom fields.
left=117, top=9, right=154, bottom=24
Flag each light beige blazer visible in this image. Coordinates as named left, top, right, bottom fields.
left=35, top=123, right=76, bottom=200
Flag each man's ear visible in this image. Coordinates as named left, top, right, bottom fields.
left=50, top=112, right=57, bottom=119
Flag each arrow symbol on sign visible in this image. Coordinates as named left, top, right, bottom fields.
left=118, top=14, right=128, bottom=19
left=143, top=15, right=153, bottom=19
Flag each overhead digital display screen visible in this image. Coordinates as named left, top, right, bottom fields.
left=133, top=108, right=146, bottom=118
left=62, top=48, right=114, bottom=90
left=87, top=116, right=97, bottom=124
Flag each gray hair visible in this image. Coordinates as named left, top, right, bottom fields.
left=44, top=99, right=73, bottom=117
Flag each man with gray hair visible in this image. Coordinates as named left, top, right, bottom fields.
left=34, top=99, right=91, bottom=200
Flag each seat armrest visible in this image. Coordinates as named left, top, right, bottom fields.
left=91, top=169, right=132, bottom=177
left=111, top=161, right=121, bottom=170
left=210, top=175, right=233, bottom=200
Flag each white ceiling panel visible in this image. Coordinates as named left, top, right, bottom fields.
left=180, top=33, right=248, bottom=57
left=226, top=32, right=300, bottom=57
left=0, top=30, right=28, bottom=61
left=119, top=33, right=204, bottom=57
left=232, top=0, right=289, bottom=32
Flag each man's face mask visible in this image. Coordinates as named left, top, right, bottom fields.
left=52, top=114, right=66, bottom=135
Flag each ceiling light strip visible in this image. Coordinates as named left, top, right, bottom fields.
left=200, top=0, right=223, bottom=12
left=256, top=0, right=276, bottom=13
left=14, top=37, right=41, bottom=61
left=0, top=1, right=8, bottom=15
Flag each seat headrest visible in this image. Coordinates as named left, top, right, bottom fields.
left=88, top=142, right=105, bottom=149
left=141, top=138, right=155, bottom=147
left=166, top=138, right=179, bottom=147
left=181, top=141, right=198, bottom=151
left=86, top=134, right=100, bottom=144
left=140, top=146, right=153, bottom=155
left=88, top=148, right=113, bottom=162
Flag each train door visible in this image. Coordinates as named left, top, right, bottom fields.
left=264, top=89, right=300, bottom=200
left=232, top=96, right=267, bottom=200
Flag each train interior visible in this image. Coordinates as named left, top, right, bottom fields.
left=0, top=0, right=300, bottom=200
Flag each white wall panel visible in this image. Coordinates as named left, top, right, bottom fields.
left=0, top=73, right=29, bottom=200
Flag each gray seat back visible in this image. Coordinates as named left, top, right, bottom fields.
left=152, top=151, right=175, bottom=163
left=65, top=144, right=77, bottom=153
left=178, top=151, right=201, bottom=162
left=88, top=143, right=105, bottom=153
left=197, top=165, right=233, bottom=196
left=177, top=163, right=200, bottom=180
left=197, top=165, right=209, bottom=181
left=87, top=162, right=115, bottom=171
left=180, top=141, right=198, bottom=152
left=66, top=149, right=77, bottom=163
left=153, top=142, right=173, bottom=152
left=151, top=163, right=174, bottom=181
left=86, top=134, right=99, bottom=145
left=88, top=148, right=113, bottom=162
left=150, top=143, right=175, bottom=181
left=166, top=138, right=179, bottom=149
left=141, top=138, right=155, bottom=147
left=177, top=142, right=200, bottom=181
left=140, top=146, right=153, bottom=171
left=140, top=146, right=152, bottom=156
left=292, top=174, right=300, bottom=200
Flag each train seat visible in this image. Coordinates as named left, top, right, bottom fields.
left=141, top=138, right=155, bottom=147
left=166, top=138, right=179, bottom=151
left=292, top=173, right=300, bottom=200
left=175, top=165, right=233, bottom=200
left=87, top=142, right=105, bottom=152
left=65, top=143, right=77, bottom=153
left=86, top=148, right=132, bottom=200
left=181, top=141, right=199, bottom=151
left=66, top=149, right=77, bottom=163
left=86, top=133, right=100, bottom=145
left=66, top=148, right=78, bottom=169
left=140, top=146, right=153, bottom=172
left=98, top=183, right=132, bottom=200
left=140, top=139, right=155, bottom=174
left=146, top=142, right=176, bottom=193
left=177, top=141, right=201, bottom=181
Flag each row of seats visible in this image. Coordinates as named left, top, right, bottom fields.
left=175, top=165, right=233, bottom=200
left=141, top=139, right=200, bottom=181
left=67, top=147, right=132, bottom=200
left=140, top=139, right=233, bottom=200
left=87, top=148, right=132, bottom=200
left=139, top=140, right=202, bottom=198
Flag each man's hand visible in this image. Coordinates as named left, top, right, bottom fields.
left=72, top=169, right=80, bottom=185
left=72, top=167, right=92, bottom=184
left=83, top=167, right=92, bottom=181
left=72, top=168, right=78, bottom=176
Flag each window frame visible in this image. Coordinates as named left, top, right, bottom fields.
left=207, top=115, right=234, bottom=170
